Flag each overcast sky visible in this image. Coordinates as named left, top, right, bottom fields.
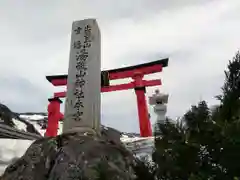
left=0, top=0, right=239, bottom=133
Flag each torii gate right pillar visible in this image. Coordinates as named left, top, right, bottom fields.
left=133, top=72, right=152, bottom=137
left=135, top=88, right=151, bottom=137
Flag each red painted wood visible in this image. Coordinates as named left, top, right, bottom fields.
left=45, top=100, right=62, bottom=137
left=141, top=79, right=162, bottom=87
left=51, top=79, right=67, bottom=86
left=101, top=83, right=135, bottom=92
left=53, top=79, right=162, bottom=98
left=135, top=88, right=152, bottom=137
left=49, top=64, right=163, bottom=86
left=109, top=64, right=162, bottom=80
left=54, top=92, right=66, bottom=98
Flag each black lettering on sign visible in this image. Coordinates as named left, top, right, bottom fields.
left=84, top=35, right=91, bottom=43
left=76, top=61, right=87, bottom=71
left=80, top=48, right=88, bottom=54
left=73, top=117, right=81, bottom=121
left=74, top=100, right=84, bottom=108
left=83, top=24, right=92, bottom=48
left=74, top=27, right=82, bottom=35
left=73, top=111, right=83, bottom=121
left=73, top=41, right=82, bottom=49
left=76, top=70, right=86, bottom=78
left=76, top=51, right=88, bottom=62
left=74, top=88, right=84, bottom=98
left=84, top=25, right=92, bottom=36
left=75, top=78, right=85, bottom=87
left=71, top=24, right=93, bottom=122
left=83, top=43, right=91, bottom=49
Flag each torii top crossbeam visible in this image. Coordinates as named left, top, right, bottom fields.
left=46, top=58, right=169, bottom=137
left=46, top=58, right=168, bottom=92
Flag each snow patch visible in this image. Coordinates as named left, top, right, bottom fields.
left=27, top=120, right=46, bottom=136
left=19, top=114, right=46, bottom=121
left=0, top=139, right=33, bottom=175
left=12, top=118, right=27, bottom=132
left=58, top=122, right=63, bottom=135
left=120, top=135, right=154, bottom=143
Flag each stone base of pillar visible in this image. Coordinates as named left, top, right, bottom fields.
left=62, top=126, right=100, bottom=136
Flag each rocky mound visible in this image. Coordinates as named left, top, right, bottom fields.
left=1, top=128, right=137, bottom=180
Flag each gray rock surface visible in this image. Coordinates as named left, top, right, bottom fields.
left=1, top=128, right=137, bottom=180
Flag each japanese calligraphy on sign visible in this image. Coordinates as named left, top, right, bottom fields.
left=63, top=19, right=101, bottom=134
left=72, top=24, right=92, bottom=121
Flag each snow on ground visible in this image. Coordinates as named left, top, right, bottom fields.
left=13, top=116, right=46, bottom=136
left=58, top=122, right=63, bottom=135
left=19, top=114, right=46, bottom=121
left=120, top=135, right=154, bottom=143
left=12, top=118, right=27, bottom=132
left=28, top=120, right=46, bottom=136
left=0, top=139, right=33, bottom=175
left=121, top=135, right=154, bottom=160
left=19, top=114, right=62, bottom=136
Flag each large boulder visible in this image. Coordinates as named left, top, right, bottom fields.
left=1, top=129, right=137, bottom=180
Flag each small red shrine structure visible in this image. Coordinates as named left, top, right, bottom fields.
left=46, top=58, right=168, bottom=137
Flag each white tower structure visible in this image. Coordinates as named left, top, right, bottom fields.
left=149, top=89, right=169, bottom=132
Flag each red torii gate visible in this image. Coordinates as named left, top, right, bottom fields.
left=46, top=58, right=168, bottom=137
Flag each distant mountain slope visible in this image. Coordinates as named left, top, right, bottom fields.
left=0, top=103, right=18, bottom=127
left=0, top=103, right=41, bottom=136
left=18, top=112, right=47, bottom=116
